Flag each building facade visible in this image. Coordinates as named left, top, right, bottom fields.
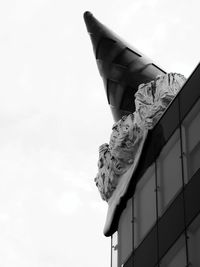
left=111, top=63, right=200, bottom=267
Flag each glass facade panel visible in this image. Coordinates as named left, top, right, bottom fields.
left=157, top=130, right=182, bottom=216
left=134, top=165, right=156, bottom=248
left=133, top=226, right=158, bottom=267
left=160, top=235, right=186, bottom=267
left=111, top=232, right=118, bottom=267
left=188, top=213, right=200, bottom=267
left=182, top=98, right=200, bottom=181
left=118, top=198, right=133, bottom=266
left=110, top=65, right=200, bottom=267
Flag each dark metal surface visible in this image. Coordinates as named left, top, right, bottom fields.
left=84, top=11, right=166, bottom=121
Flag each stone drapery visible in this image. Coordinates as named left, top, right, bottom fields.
left=95, top=73, right=186, bottom=202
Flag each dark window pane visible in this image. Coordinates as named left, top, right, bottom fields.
left=185, top=168, right=200, bottom=226
left=153, top=97, right=179, bottom=159
left=160, top=235, right=186, bottom=267
left=118, top=198, right=133, bottom=266
left=187, top=213, right=200, bottom=267
left=158, top=192, right=185, bottom=259
left=134, top=226, right=158, bottom=267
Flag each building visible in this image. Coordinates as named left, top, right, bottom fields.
left=84, top=12, right=200, bottom=267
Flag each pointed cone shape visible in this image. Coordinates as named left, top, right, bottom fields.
left=84, top=11, right=166, bottom=122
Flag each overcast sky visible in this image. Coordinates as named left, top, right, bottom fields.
left=0, top=0, right=199, bottom=266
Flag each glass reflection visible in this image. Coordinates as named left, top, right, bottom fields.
left=182, top=98, right=200, bottom=182
left=134, top=165, right=156, bottom=248
left=157, top=130, right=182, bottom=216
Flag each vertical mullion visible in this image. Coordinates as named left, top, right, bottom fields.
left=132, top=195, right=135, bottom=267
left=155, top=160, right=160, bottom=266
left=178, top=96, right=189, bottom=266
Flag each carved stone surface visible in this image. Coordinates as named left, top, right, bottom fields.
left=95, top=73, right=186, bottom=203
left=135, top=73, right=186, bottom=129
left=95, top=115, right=144, bottom=201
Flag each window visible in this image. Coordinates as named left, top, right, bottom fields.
left=160, top=235, right=187, bottom=267
left=187, top=213, right=200, bottom=267
left=157, top=130, right=182, bottom=216
left=134, top=165, right=156, bottom=248
left=182, top=98, right=200, bottom=182
left=118, top=198, right=133, bottom=266
left=111, top=231, right=118, bottom=267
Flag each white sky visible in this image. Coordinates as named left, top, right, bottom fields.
left=0, top=0, right=199, bottom=266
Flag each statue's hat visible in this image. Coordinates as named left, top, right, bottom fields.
left=84, top=11, right=166, bottom=121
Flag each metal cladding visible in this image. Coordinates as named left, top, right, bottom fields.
left=83, top=11, right=166, bottom=122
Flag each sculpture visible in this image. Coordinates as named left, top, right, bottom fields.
left=84, top=11, right=187, bottom=235
left=95, top=73, right=186, bottom=202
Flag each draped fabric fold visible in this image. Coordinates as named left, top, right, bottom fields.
left=94, top=73, right=186, bottom=235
